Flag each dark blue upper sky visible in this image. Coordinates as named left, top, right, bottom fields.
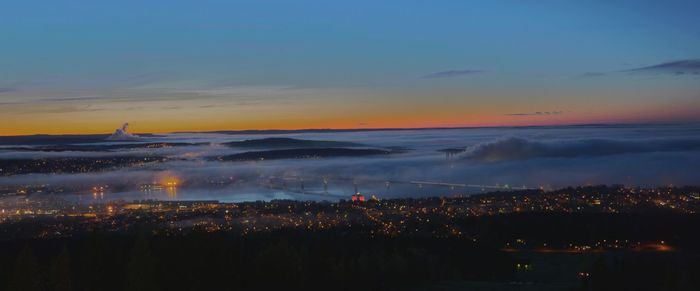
left=1, top=0, right=699, bottom=134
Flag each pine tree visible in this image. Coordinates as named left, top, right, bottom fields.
left=7, top=246, right=43, bottom=291
left=125, top=236, right=159, bottom=291
left=49, top=246, right=73, bottom=291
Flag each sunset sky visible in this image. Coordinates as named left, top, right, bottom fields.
left=1, top=0, right=699, bottom=135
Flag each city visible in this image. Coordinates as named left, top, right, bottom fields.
left=2, top=185, right=698, bottom=243
left=2, top=0, right=700, bottom=290
left=2, top=185, right=699, bottom=290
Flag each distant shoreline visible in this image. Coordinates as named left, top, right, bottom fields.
left=2, top=121, right=696, bottom=138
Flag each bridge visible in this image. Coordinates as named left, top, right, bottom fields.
left=262, top=174, right=535, bottom=195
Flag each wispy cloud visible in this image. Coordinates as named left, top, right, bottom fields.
left=581, top=59, right=700, bottom=78
left=45, top=96, right=107, bottom=102
left=421, top=69, right=486, bottom=79
left=621, top=59, right=700, bottom=75
left=578, top=72, right=606, bottom=78
left=11, top=105, right=107, bottom=114
left=0, top=96, right=110, bottom=105
left=123, top=71, right=183, bottom=87
left=505, top=111, right=563, bottom=116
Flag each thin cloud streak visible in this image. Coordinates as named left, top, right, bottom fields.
left=421, top=70, right=486, bottom=79
left=505, top=111, right=563, bottom=116
left=621, top=59, right=700, bottom=75
left=580, top=59, right=700, bottom=78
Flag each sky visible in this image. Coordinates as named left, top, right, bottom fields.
left=1, top=0, right=699, bottom=135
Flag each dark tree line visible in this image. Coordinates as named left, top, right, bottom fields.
left=2, top=212, right=700, bottom=290
left=0, top=231, right=515, bottom=291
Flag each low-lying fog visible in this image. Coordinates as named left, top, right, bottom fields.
left=1, top=124, right=699, bottom=202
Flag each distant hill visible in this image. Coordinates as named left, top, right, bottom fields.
left=0, top=134, right=161, bottom=145
left=0, top=156, right=168, bottom=176
left=3, top=142, right=209, bottom=152
left=212, top=147, right=394, bottom=161
left=223, top=137, right=364, bottom=149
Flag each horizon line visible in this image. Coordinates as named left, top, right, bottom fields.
left=2, top=120, right=697, bottom=138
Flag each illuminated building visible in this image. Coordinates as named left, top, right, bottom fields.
left=351, top=194, right=365, bottom=202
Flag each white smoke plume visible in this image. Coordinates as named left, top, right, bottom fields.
left=106, top=122, right=140, bottom=141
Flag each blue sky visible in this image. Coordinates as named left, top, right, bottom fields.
left=1, top=0, right=699, bottom=134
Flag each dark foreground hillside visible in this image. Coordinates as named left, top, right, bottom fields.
left=2, top=212, right=700, bottom=291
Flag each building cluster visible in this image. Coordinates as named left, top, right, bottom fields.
left=0, top=156, right=167, bottom=176
left=0, top=185, right=698, bottom=248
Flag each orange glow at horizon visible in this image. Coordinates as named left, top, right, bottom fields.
left=1, top=99, right=699, bottom=136
left=0, top=116, right=697, bottom=136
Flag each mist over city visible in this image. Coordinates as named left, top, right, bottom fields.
left=2, top=123, right=700, bottom=203
left=2, top=1, right=700, bottom=290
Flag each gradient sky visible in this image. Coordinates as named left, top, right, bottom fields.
left=1, top=0, right=699, bottom=135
